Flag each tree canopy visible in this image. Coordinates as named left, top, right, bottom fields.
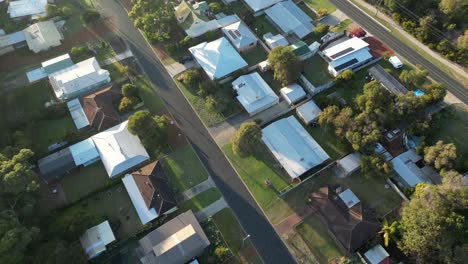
left=128, top=110, right=169, bottom=149
left=267, top=46, right=301, bottom=86
left=232, top=122, right=262, bottom=157
left=360, top=154, right=392, bottom=179
left=424, top=140, right=457, bottom=171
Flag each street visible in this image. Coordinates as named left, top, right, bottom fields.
left=330, top=0, right=468, bottom=104
left=94, top=0, right=296, bottom=263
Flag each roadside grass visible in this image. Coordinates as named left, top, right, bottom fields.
left=250, top=15, right=279, bottom=38
left=178, top=188, right=222, bottom=213
left=302, top=55, right=335, bottom=86
left=350, top=0, right=468, bottom=88
left=222, top=143, right=292, bottom=209
left=304, top=0, right=336, bottom=13
left=103, top=62, right=128, bottom=81
left=61, top=162, right=112, bottom=203
left=133, top=75, right=165, bottom=113
left=426, top=103, right=468, bottom=171
left=296, top=214, right=343, bottom=263
left=161, top=145, right=209, bottom=194
left=331, top=19, right=353, bottom=33
left=241, top=45, right=268, bottom=66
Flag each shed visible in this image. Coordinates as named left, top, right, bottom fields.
left=38, top=148, right=76, bottom=184
left=69, top=138, right=100, bottom=167
left=290, top=41, right=312, bottom=61
left=80, top=221, right=116, bottom=259
left=368, top=65, right=408, bottom=95
left=336, top=152, right=361, bottom=177
left=23, top=21, right=63, bottom=53
left=263, top=32, right=288, bottom=49
left=364, top=244, right=391, bottom=264
left=67, top=98, right=90, bottom=130
left=296, top=100, right=322, bottom=124
left=280, top=83, right=306, bottom=105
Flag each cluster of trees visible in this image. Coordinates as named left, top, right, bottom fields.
left=129, top=0, right=179, bottom=43
left=267, top=46, right=301, bottom=86
left=44, top=4, right=72, bottom=19
left=128, top=110, right=169, bottom=151
left=372, top=0, right=468, bottom=66
left=119, top=83, right=141, bottom=113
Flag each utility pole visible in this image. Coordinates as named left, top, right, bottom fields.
left=375, top=0, right=384, bottom=16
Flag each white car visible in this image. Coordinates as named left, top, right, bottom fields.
left=389, top=56, right=403, bottom=69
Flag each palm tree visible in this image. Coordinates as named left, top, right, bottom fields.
left=379, top=219, right=399, bottom=247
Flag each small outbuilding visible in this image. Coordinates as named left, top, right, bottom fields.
left=80, top=221, right=116, bottom=259
left=296, top=100, right=322, bottom=125
left=7, top=0, right=47, bottom=19
left=368, top=65, right=408, bottom=95
left=336, top=152, right=361, bottom=177
left=69, top=138, right=100, bottom=167
left=23, top=21, right=63, bottom=53
left=290, top=41, right=312, bottom=61
left=263, top=32, right=288, bottom=49
left=364, top=244, right=391, bottom=264
left=280, top=83, right=306, bottom=105
left=38, top=148, right=76, bottom=184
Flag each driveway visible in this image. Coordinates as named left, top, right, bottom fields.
left=93, top=0, right=296, bottom=263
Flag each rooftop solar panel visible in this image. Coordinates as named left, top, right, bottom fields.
left=334, top=58, right=359, bottom=71
left=330, top=47, right=355, bottom=59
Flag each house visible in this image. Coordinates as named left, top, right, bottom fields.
left=42, top=54, right=74, bottom=75
left=189, top=37, right=248, bottom=80
left=262, top=116, right=330, bottom=179
left=122, top=161, right=177, bottom=224
left=296, top=100, right=322, bottom=125
left=368, top=65, right=408, bottom=95
left=280, top=83, right=306, bottom=105
left=232, top=72, right=279, bottom=116
left=0, top=30, right=26, bottom=55
left=391, top=149, right=439, bottom=187
left=336, top=152, right=361, bottom=177
left=263, top=32, right=288, bottom=49
left=222, top=21, right=258, bottom=53
left=242, top=0, right=283, bottom=14
left=265, top=0, right=314, bottom=39
left=49, top=57, right=111, bottom=100
left=92, top=121, right=150, bottom=177
left=68, top=85, right=123, bottom=131
left=323, top=37, right=373, bottom=77
left=80, top=221, right=116, bottom=259
left=38, top=147, right=77, bottom=184
left=310, top=186, right=380, bottom=252
left=364, top=244, right=391, bottom=264
left=136, top=210, right=210, bottom=264
left=23, top=21, right=63, bottom=53
left=290, top=41, right=312, bottom=61
left=7, top=0, right=47, bottom=19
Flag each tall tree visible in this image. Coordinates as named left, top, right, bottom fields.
left=232, top=122, right=261, bottom=157
left=423, top=140, right=457, bottom=170
left=128, top=110, right=169, bottom=149
left=360, top=154, right=392, bottom=179
left=457, top=30, right=468, bottom=50
left=267, top=46, right=301, bottom=86
left=379, top=219, right=399, bottom=247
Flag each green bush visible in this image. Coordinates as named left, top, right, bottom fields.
left=70, top=46, right=92, bottom=62
left=313, top=23, right=330, bottom=38
left=118, top=96, right=137, bottom=113
left=121, top=83, right=139, bottom=98
left=81, top=9, right=100, bottom=24
left=183, top=69, right=202, bottom=87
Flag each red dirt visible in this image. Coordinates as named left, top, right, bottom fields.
left=274, top=207, right=315, bottom=236
left=364, top=36, right=394, bottom=58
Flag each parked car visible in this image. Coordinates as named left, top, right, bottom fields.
left=348, top=26, right=367, bottom=38
left=178, top=56, right=193, bottom=64
left=389, top=56, right=403, bottom=69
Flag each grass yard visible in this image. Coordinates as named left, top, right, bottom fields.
left=31, top=118, right=76, bottom=156
left=222, top=144, right=292, bottom=210
left=12, top=80, right=55, bottom=113
left=298, top=2, right=317, bottom=20
left=133, top=75, right=165, bottom=113
left=95, top=43, right=116, bottom=62
left=161, top=145, right=209, bottom=194
left=296, top=214, right=343, bottom=263
left=302, top=55, right=335, bottom=86
left=426, top=103, right=468, bottom=171
left=304, top=0, right=337, bottom=13
left=331, top=19, right=353, bottom=33
left=241, top=45, right=268, bottom=66
left=103, top=62, right=128, bottom=82
left=259, top=70, right=282, bottom=93
left=178, top=188, right=222, bottom=213
left=61, top=163, right=114, bottom=203
left=250, top=15, right=279, bottom=38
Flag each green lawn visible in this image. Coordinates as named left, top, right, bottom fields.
left=222, top=144, right=292, bottom=209
left=241, top=45, right=268, bottom=66
left=331, top=19, right=353, bottom=33
left=103, top=62, right=128, bottom=82
left=31, top=118, right=76, bottom=156
left=134, top=75, right=165, bottom=114
left=298, top=2, right=317, bottom=19
left=302, top=55, right=335, bottom=86
left=304, top=0, right=337, bottom=13
left=161, top=145, right=209, bottom=194
left=296, top=214, right=343, bottom=263
left=95, top=43, right=116, bottom=62
left=259, top=70, right=282, bottom=93
left=61, top=163, right=114, bottom=203
left=12, top=80, right=55, bottom=113
left=178, top=188, right=222, bottom=213
left=426, top=103, right=468, bottom=171
left=251, top=15, right=279, bottom=38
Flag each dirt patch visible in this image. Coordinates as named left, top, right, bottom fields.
left=364, top=36, right=394, bottom=58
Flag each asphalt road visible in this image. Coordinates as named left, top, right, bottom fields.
left=95, top=0, right=295, bottom=263
left=331, top=0, right=468, bottom=104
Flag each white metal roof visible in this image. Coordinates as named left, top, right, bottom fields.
left=69, top=138, right=100, bottom=167
left=296, top=100, right=322, bottom=124
left=8, top=0, right=47, bottom=18
left=80, top=220, right=116, bottom=259
left=364, top=244, right=390, bottom=264
left=67, top=98, right=90, bottom=130
left=23, top=21, right=63, bottom=53
left=391, top=149, right=426, bottom=187
left=280, top=83, right=306, bottom=105
left=338, top=189, right=360, bottom=208
left=337, top=152, right=361, bottom=175
left=265, top=0, right=314, bottom=39
left=323, top=37, right=370, bottom=60
left=222, top=21, right=257, bottom=50
left=49, top=57, right=110, bottom=100
left=243, top=0, right=283, bottom=12
left=232, top=72, right=279, bottom=116
left=122, top=174, right=159, bottom=224
left=42, top=54, right=71, bottom=68
left=262, top=116, right=330, bottom=179
left=92, top=121, right=150, bottom=177
left=189, top=37, right=248, bottom=80
left=263, top=32, right=289, bottom=48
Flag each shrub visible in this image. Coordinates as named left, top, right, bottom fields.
left=183, top=69, right=202, bottom=87
left=81, top=9, right=100, bottom=24
left=121, top=83, right=139, bottom=98
left=208, top=2, right=223, bottom=14
left=70, top=46, right=92, bottom=62
left=317, top=8, right=328, bottom=18
left=118, top=96, right=137, bottom=113
left=232, top=122, right=262, bottom=157
left=313, top=23, right=329, bottom=38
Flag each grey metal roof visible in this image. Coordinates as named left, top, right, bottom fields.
left=368, top=65, right=409, bottom=95
left=38, top=147, right=76, bottom=184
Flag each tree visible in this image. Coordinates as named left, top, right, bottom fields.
left=121, top=83, right=139, bottom=98
left=118, top=96, right=137, bottom=113
left=335, top=69, right=355, bottom=87
left=69, top=46, right=92, bottom=62
left=81, top=9, right=100, bottom=24
left=183, top=69, right=202, bottom=87
left=0, top=149, right=39, bottom=196
left=267, top=46, right=301, bottom=86
left=399, top=66, right=428, bottom=87
left=379, top=219, right=399, bottom=247
left=313, top=23, right=329, bottom=38
left=0, top=223, right=40, bottom=264
left=439, top=0, right=461, bottom=16
left=318, top=105, right=340, bottom=128
left=51, top=209, right=99, bottom=242
left=360, top=154, right=392, bottom=179
left=316, top=8, right=328, bottom=18
left=29, top=240, right=87, bottom=264
left=423, top=141, right=457, bottom=170
left=232, top=122, right=261, bottom=157
left=208, top=2, right=223, bottom=13
left=127, top=110, right=169, bottom=149
left=457, top=30, right=468, bottom=50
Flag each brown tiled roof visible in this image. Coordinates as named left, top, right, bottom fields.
left=310, top=186, right=380, bottom=252
left=80, top=85, right=122, bottom=131
left=131, top=161, right=177, bottom=215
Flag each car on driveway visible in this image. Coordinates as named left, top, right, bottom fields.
left=178, top=56, right=193, bottom=64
